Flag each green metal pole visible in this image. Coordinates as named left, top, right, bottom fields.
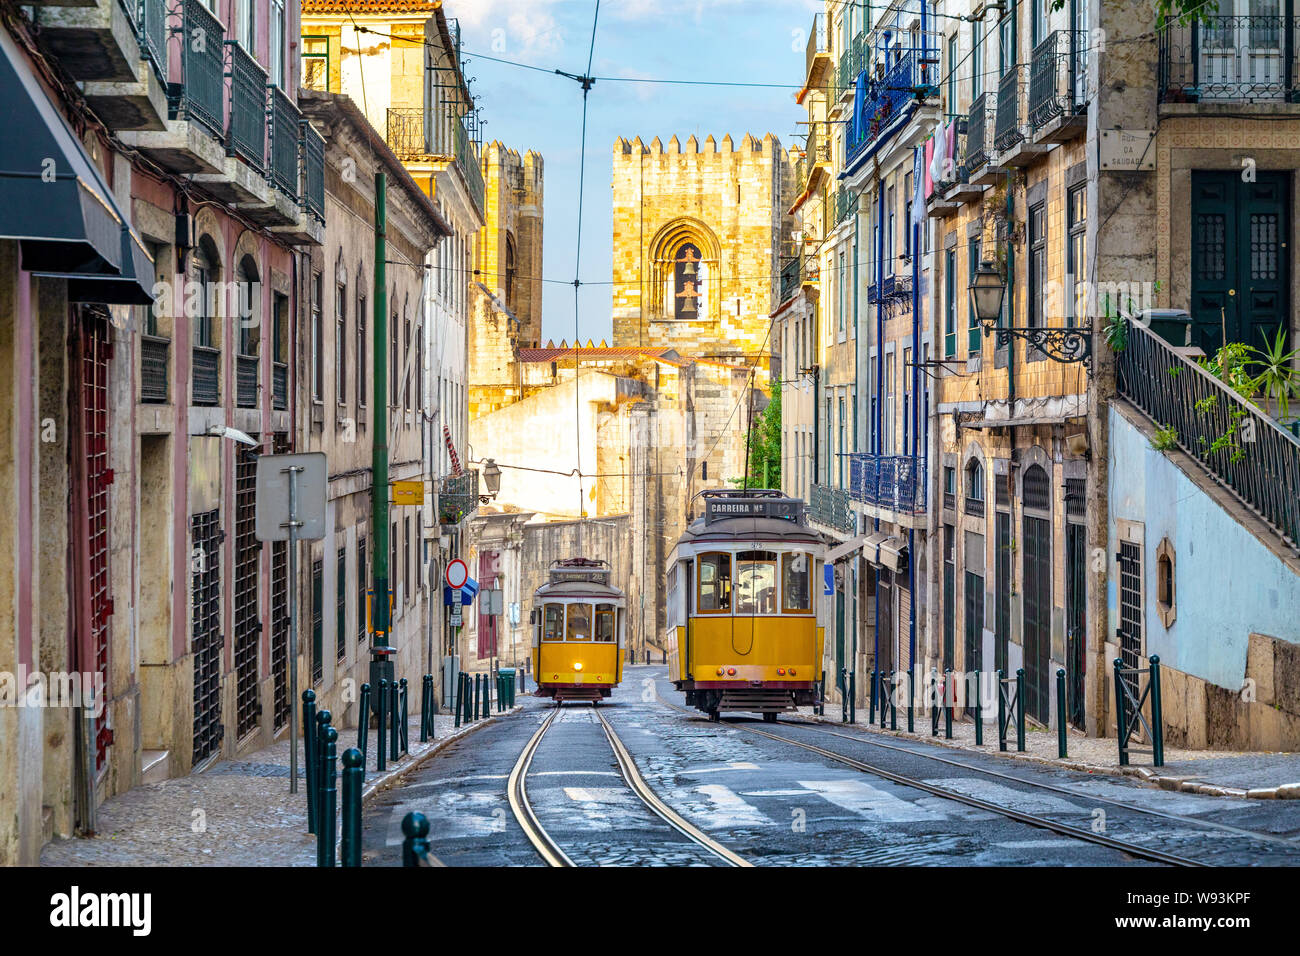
left=974, top=670, right=983, bottom=746
left=1114, top=658, right=1128, bottom=766
left=997, top=668, right=1007, bottom=751
left=1015, top=668, right=1026, bottom=752
left=340, top=748, right=364, bottom=867
left=370, top=170, right=391, bottom=667
left=1150, top=655, right=1164, bottom=767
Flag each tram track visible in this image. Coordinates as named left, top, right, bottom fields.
left=650, top=682, right=1209, bottom=867
left=507, top=704, right=752, bottom=867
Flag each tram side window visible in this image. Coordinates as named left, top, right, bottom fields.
left=697, top=552, right=731, bottom=613
left=783, top=552, right=812, bottom=613
left=543, top=603, right=565, bottom=641
left=735, top=550, right=778, bottom=615
left=595, top=604, right=616, bottom=642
left=566, top=603, right=592, bottom=641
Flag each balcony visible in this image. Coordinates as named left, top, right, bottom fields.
left=810, top=483, right=854, bottom=534
left=1159, top=14, right=1300, bottom=104
left=34, top=0, right=168, bottom=131
left=269, top=88, right=300, bottom=202
left=454, top=119, right=486, bottom=219
left=236, top=354, right=258, bottom=408
left=833, top=185, right=858, bottom=227
left=867, top=273, right=912, bottom=305
left=175, top=0, right=225, bottom=140
left=964, top=492, right=985, bottom=518
left=302, top=120, right=325, bottom=223
left=803, top=13, right=831, bottom=96
left=387, top=107, right=485, bottom=218
left=994, top=65, right=1050, bottom=167
left=227, top=42, right=267, bottom=174
left=439, top=470, right=480, bottom=526
left=966, top=92, right=996, bottom=182
left=272, top=362, right=288, bottom=411
left=1028, top=31, right=1089, bottom=143
left=140, top=334, right=169, bottom=404
left=386, top=107, right=428, bottom=160
left=192, top=346, right=219, bottom=407
left=848, top=455, right=926, bottom=517
left=837, top=32, right=868, bottom=98
left=846, top=49, right=928, bottom=165
left=779, top=256, right=802, bottom=305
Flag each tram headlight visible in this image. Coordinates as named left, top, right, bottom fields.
left=573, top=662, right=583, bottom=671
left=716, top=667, right=725, bottom=676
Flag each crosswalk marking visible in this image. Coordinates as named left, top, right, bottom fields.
left=922, top=777, right=1085, bottom=815
left=797, top=779, right=946, bottom=823
left=692, top=783, right=773, bottom=829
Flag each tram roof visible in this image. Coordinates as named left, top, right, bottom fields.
left=676, top=514, right=825, bottom=547
left=534, top=579, right=627, bottom=601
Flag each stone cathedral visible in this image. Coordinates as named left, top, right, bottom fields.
left=610, top=132, right=794, bottom=378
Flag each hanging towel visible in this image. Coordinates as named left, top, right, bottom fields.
left=929, top=124, right=946, bottom=184
left=924, top=135, right=934, bottom=198
left=946, top=122, right=958, bottom=178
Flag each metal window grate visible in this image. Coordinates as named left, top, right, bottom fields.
left=1065, top=477, right=1086, bottom=519
left=995, top=470, right=1010, bottom=509
left=234, top=442, right=262, bottom=740
left=995, top=512, right=1011, bottom=675
left=192, top=345, right=220, bottom=406
left=994, top=65, right=1025, bottom=153
left=357, top=535, right=367, bottom=643
left=269, top=434, right=291, bottom=730
left=141, top=335, right=169, bottom=403
left=139, top=0, right=168, bottom=85
left=77, top=309, right=114, bottom=771
left=227, top=41, right=268, bottom=172
left=1023, top=463, right=1051, bottom=513
left=236, top=353, right=258, bottom=408
left=337, top=547, right=347, bottom=661
left=191, top=508, right=223, bottom=765
left=311, top=558, right=323, bottom=683
left=1118, top=540, right=1143, bottom=726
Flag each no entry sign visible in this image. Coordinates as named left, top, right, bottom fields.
left=445, top=558, right=469, bottom=590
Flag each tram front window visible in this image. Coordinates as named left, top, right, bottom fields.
left=735, top=550, right=778, bottom=615
left=595, top=604, right=616, bottom=642
left=782, top=552, right=812, bottom=612
left=543, top=603, right=565, bottom=641
left=566, top=603, right=592, bottom=641
left=697, top=552, right=731, bottom=613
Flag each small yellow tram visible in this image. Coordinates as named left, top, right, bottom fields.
left=665, top=489, right=825, bottom=720
left=530, top=558, right=626, bottom=703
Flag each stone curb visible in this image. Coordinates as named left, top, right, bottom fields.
left=360, top=704, right=522, bottom=803
left=803, top=711, right=1300, bottom=799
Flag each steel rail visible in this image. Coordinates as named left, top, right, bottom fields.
left=506, top=708, right=574, bottom=867
left=594, top=708, right=752, bottom=867
left=649, top=681, right=1204, bottom=867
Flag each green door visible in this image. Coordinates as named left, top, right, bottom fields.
left=1190, top=171, right=1289, bottom=353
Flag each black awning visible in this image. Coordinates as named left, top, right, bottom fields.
left=0, top=27, right=153, bottom=304
left=68, top=225, right=156, bottom=306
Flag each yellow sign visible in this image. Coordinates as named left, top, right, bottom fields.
left=392, top=480, right=424, bottom=506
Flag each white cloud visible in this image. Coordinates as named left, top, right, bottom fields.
left=443, top=0, right=567, bottom=58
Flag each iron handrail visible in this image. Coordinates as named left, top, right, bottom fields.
left=1114, top=655, right=1165, bottom=767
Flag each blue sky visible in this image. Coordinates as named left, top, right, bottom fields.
left=445, top=0, right=816, bottom=344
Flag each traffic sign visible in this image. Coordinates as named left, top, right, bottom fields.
left=445, top=558, right=469, bottom=589
left=254, top=452, right=327, bottom=541
left=392, top=480, right=424, bottom=506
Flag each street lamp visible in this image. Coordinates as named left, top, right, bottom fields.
left=969, top=258, right=1092, bottom=367
left=969, top=259, right=1006, bottom=330
left=481, top=458, right=501, bottom=499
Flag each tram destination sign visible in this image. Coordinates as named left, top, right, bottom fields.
left=705, top=497, right=799, bottom=523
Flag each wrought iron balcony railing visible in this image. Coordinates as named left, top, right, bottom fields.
left=192, top=345, right=220, bottom=406
left=272, top=362, right=288, bottom=411
left=1116, top=319, right=1300, bottom=554
left=141, top=334, right=169, bottom=404
left=269, top=86, right=300, bottom=201
left=173, top=0, right=225, bottom=139
left=386, top=107, right=428, bottom=160
left=966, top=92, right=995, bottom=170
left=227, top=42, right=268, bottom=173
left=1158, top=14, right=1299, bottom=103
left=994, top=65, right=1026, bottom=153
left=138, top=0, right=167, bottom=85
left=1028, top=30, right=1089, bottom=129
left=847, top=49, right=920, bottom=162
left=236, top=354, right=258, bottom=408
left=806, top=12, right=828, bottom=83
left=454, top=118, right=485, bottom=217
left=810, top=482, right=854, bottom=533
left=849, top=454, right=927, bottom=515
left=837, top=31, right=868, bottom=94
left=301, top=120, right=325, bottom=222
left=833, top=185, right=858, bottom=226
left=439, top=470, right=479, bottom=526
left=964, top=493, right=985, bottom=517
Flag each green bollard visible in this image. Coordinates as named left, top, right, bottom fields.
left=1015, top=668, right=1026, bottom=752
left=316, top=710, right=332, bottom=830
left=473, top=673, right=481, bottom=721
left=357, top=683, right=371, bottom=761
left=1150, top=655, right=1164, bottom=767
left=943, top=668, right=953, bottom=739
left=317, top=724, right=337, bottom=867
left=401, top=811, right=431, bottom=867
left=303, top=689, right=318, bottom=834
left=974, top=670, right=983, bottom=746
left=340, top=747, right=364, bottom=867
left=848, top=670, right=856, bottom=725
left=997, top=668, right=1007, bottom=752
left=869, top=668, right=878, bottom=724
left=421, top=675, right=434, bottom=742
left=390, top=676, right=401, bottom=757
left=1056, top=669, right=1068, bottom=758
left=376, top=680, right=388, bottom=772
left=453, top=673, right=462, bottom=728
left=931, top=672, right=939, bottom=736
left=399, top=677, right=409, bottom=755
left=907, top=669, right=914, bottom=733
left=889, top=672, right=898, bottom=731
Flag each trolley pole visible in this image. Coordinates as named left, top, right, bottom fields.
left=370, top=171, right=394, bottom=697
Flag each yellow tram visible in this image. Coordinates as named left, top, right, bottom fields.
left=530, top=558, right=626, bottom=703
left=665, top=489, right=825, bottom=720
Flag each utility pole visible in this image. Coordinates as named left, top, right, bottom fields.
left=370, top=171, right=394, bottom=698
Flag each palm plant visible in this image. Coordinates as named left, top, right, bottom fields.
left=1247, top=326, right=1300, bottom=425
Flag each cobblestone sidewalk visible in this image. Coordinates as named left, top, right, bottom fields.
left=798, top=705, right=1300, bottom=799
left=40, top=708, right=517, bottom=867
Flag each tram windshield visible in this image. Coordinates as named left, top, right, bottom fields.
left=697, top=552, right=731, bottom=612
left=782, top=552, right=812, bottom=612
left=566, top=603, right=592, bottom=641
left=735, top=551, right=778, bottom=615
left=595, top=604, right=616, bottom=642
left=543, top=603, right=565, bottom=640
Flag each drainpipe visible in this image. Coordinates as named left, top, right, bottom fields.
left=911, top=211, right=920, bottom=667
left=873, top=179, right=885, bottom=677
